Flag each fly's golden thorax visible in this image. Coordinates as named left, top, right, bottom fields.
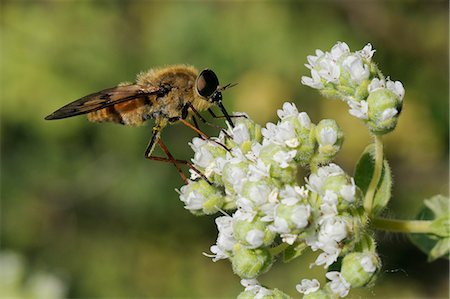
left=136, top=65, right=212, bottom=122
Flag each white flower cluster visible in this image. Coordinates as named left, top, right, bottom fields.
left=301, top=42, right=405, bottom=134
left=178, top=102, right=378, bottom=298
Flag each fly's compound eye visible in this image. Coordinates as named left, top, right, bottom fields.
left=196, top=69, right=219, bottom=98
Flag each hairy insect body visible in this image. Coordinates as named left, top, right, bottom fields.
left=45, top=64, right=235, bottom=182
left=87, top=65, right=212, bottom=127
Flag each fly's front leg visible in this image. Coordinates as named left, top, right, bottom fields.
left=207, top=108, right=248, bottom=120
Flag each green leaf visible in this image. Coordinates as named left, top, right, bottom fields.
left=354, top=144, right=375, bottom=194
left=424, top=195, right=449, bottom=217
left=354, top=144, right=392, bottom=215
left=372, top=160, right=392, bottom=215
left=408, top=195, right=450, bottom=261
left=283, top=242, right=307, bottom=263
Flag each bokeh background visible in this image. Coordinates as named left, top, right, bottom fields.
left=1, top=1, right=448, bottom=298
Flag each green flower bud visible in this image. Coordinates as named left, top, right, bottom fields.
left=354, top=79, right=370, bottom=101
left=237, top=290, right=255, bottom=299
left=302, top=289, right=331, bottom=299
left=366, top=88, right=402, bottom=134
left=295, top=123, right=317, bottom=167
left=233, top=218, right=276, bottom=248
left=273, top=203, right=311, bottom=234
left=237, top=288, right=292, bottom=299
left=259, top=143, right=297, bottom=184
left=178, top=180, right=224, bottom=215
left=231, top=246, right=273, bottom=279
left=341, top=252, right=381, bottom=288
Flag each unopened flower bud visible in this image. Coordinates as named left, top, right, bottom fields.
left=302, top=290, right=331, bottom=299
left=259, top=143, right=297, bottom=184
left=341, top=252, right=380, bottom=287
left=312, top=119, right=343, bottom=165
left=366, top=86, right=403, bottom=134
left=234, top=218, right=276, bottom=248
left=231, top=246, right=273, bottom=279
left=178, top=180, right=224, bottom=215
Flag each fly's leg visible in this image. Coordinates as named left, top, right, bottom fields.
left=144, top=125, right=211, bottom=184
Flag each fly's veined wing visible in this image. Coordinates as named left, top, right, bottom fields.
left=45, top=85, right=161, bottom=120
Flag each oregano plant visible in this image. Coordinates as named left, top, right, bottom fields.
left=176, top=42, right=449, bottom=298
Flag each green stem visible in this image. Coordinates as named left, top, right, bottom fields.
left=270, top=242, right=290, bottom=256
left=372, top=217, right=434, bottom=234
left=363, top=135, right=384, bottom=215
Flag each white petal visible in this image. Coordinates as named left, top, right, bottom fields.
left=380, top=108, right=398, bottom=121
left=296, top=279, right=320, bottom=294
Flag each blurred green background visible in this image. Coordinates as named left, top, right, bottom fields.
left=1, top=1, right=448, bottom=298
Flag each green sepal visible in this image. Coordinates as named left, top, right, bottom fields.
left=408, top=195, right=450, bottom=261
left=283, top=242, right=308, bottom=263
left=354, top=144, right=392, bottom=215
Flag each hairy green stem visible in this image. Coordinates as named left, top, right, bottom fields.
left=270, top=243, right=290, bottom=256
left=372, top=217, right=434, bottom=234
left=364, top=135, right=384, bottom=215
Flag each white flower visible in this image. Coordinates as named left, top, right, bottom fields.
left=313, top=250, right=340, bottom=268
left=306, top=164, right=344, bottom=194
left=318, top=56, right=340, bottom=83
left=215, top=216, right=236, bottom=251
left=320, top=202, right=338, bottom=218
left=295, top=185, right=309, bottom=198
left=298, top=112, right=312, bottom=129
left=326, top=271, right=351, bottom=298
left=322, top=190, right=338, bottom=206
left=222, top=162, right=247, bottom=194
left=273, top=150, right=297, bottom=168
left=318, top=217, right=348, bottom=244
left=279, top=185, right=301, bottom=206
left=380, top=108, right=398, bottom=122
left=305, top=49, right=325, bottom=69
left=190, top=138, right=215, bottom=168
left=179, top=187, right=205, bottom=211
left=319, top=127, right=338, bottom=146
left=277, top=102, right=299, bottom=119
left=342, top=54, right=370, bottom=84
left=386, top=79, right=405, bottom=101
left=206, top=245, right=229, bottom=262
left=189, top=168, right=201, bottom=180
left=232, top=123, right=251, bottom=145
left=246, top=229, right=265, bottom=248
left=240, top=279, right=272, bottom=299
left=361, top=255, right=377, bottom=273
left=270, top=216, right=290, bottom=234
left=348, top=100, right=368, bottom=119
left=280, top=233, right=298, bottom=244
left=357, top=43, right=376, bottom=61
left=248, top=159, right=270, bottom=182
left=330, top=41, right=350, bottom=61
left=246, top=143, right=262, bottom=162
left=368, top=78, right=386, bottom=93
left=262, top=121, right=299, bottom=148
left=301, top=69, right=324, bottom=89
left=296, top=278, right=320, bottom=294
left=305, top=173, right=324, bottom=194
left=340, top=178, right=356, bottom=202
left=291, top=205, right=311, bottom=229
